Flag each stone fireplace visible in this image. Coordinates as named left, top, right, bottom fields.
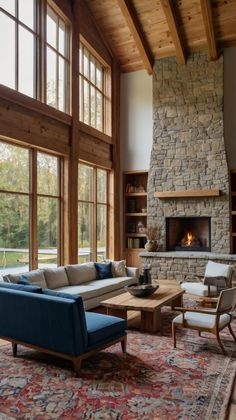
left=140, top=52, right=236, bottom=281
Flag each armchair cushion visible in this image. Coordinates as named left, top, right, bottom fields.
left=204, top=261, right=233, bottom=279
left=173, top=311, right=231, bottom=329
left=181, top=282, right=217, bottom=296
left=85, top=312, right=126, bottom=347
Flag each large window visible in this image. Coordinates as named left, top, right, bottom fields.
left=79, top=41, right=111, bottom=134
left=0, top=140, right=62, bottom=278
left=0, top=0, right=37, bottom=97
left=78, top=163, right=108, bottom=263
left=0, top=0, right=71, bottom=112
left=46, top=5, right=70, bottom=112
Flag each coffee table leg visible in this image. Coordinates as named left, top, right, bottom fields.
left=171, top=294, right=183, bottom=309
left=141, top=309, right=161, bottom=333
left=106, top=308, right=127, bottom=319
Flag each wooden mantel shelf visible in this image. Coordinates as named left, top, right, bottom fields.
left=154, top=189, right=220, bottom=198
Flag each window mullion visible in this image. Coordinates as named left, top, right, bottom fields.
left=15, top=0, right=19, bottom=91
left=93, top=168, right=97, bottom=261
left=30, top=149, right=38, bottom=270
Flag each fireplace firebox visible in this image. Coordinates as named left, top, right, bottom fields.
left=166, top=217, right=211, bottom=252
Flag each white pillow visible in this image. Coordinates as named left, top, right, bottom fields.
left=44, top=267, right=69, bottom=290
left=111, top=260, right=127, bottom=277
left=7, top=270, right=47, bottom=288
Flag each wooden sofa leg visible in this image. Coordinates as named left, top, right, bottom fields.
left=121, top=336, right=127, bottom=353
left=73, top=357, right=82, bottom=376
left=172, top=324, right=177, bottom=348
left=12, top=343, right=17, bottom=357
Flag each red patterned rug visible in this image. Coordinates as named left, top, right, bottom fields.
left=0, top=308, right=236, bottom=420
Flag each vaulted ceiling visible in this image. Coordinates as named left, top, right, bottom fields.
left=85, top=0, right=236, bottom=73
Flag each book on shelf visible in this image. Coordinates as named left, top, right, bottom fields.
left=127, top=237, right=146, bottom=249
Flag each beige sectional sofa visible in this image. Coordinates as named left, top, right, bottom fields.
left=3, top=262, right=138, bottom=310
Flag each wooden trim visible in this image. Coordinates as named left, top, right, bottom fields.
left=159, top=0, right=186, bottom=65
left=154, top=189, right=220, bottom=198
left=124, top=170, right=148, bottom=175
left=200, top=0, right=218, bottom=61
left=79, top=121, right=112, bottom=145
left=31, top=149, right=38, bottom=270
left=116, top=0, right=153, bottom=75
left=0, top=84, right=72, bottom=125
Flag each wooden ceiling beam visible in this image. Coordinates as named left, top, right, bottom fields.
left=200, top=0, right=218, bottom=60
left=116, top=0, right=153, bottom=75
left=159, top=0, right=186, bottom=65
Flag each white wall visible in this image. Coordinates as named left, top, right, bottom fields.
left=120, top=70, right=152, bottom=171
left=224, top=47, right=236, bottom=169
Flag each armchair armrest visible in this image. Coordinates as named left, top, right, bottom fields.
left=173, top=306, right=217, bottom=315
left=126, top=267, right=139, bottom=280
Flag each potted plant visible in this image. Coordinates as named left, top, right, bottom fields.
left=144, top=225, right=159, bottom=252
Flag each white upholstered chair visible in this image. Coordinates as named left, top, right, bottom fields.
left=181, top=261, right=234, bottom=297
left=172, top=287, right=236, bottom=354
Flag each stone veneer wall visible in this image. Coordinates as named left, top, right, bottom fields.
left=148, top=52, right=230, bottom=253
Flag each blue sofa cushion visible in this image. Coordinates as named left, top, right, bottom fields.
left=0, top=282, right=42, bottom=293
left=85, top=312, right=126, bottom=347
left=94, top=262, right=113, bottom=279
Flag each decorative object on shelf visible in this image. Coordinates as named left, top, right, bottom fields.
left=144, top=225, right=160, bottom=252
left=136, top=221, right=145, bottom=233
left=124, top=283, right=159, bottom=297
left=141, top=207, right=147, bottom=213
left=135, top=185, right=146, bottom=193
left=127, top=222, right=136, bottom=233
left=128, top=198, right=136, bottom=213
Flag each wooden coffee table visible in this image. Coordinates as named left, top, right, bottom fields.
left=101, top=285, right=184, bottom=333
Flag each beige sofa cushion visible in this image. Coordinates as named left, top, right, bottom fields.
left=44, top=267, right=69, bottom=290
left=65, top=262, right=97, bottom=285
left=7, top=270, right=47, bottom=288
left=111, top=260, right=127, bottom=277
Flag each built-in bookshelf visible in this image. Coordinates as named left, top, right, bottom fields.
left=123, top=170, right=148, bottom=268
left=230, top=170, right=236, bottom=253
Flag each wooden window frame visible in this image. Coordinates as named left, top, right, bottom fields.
left=0, top=0, right=71, bottom=113
left=0, top=139, right=63, bottom=271
left=78, top=161, right=109, bottom=263
left=79, top=38, right=111, bottom=136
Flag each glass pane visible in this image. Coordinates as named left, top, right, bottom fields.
left=0, top=12, right=15, bottom=89
left=97, top=169, right=107, bottom=203
left=97, top=204, right=106, bottom=261
left=59, top=19, right=65, bottom=55
left=84, top=80, right=89, bottom=125
left=90, top=57, right=95, bottom=84
left=37, top=197, right=58, bottom=268
left=0, top=0, right=15, bottom=16
left=0, top=193, right=29, bottom=279
left=79, top=45, right=83, bottom=74
left=84, top=48, right=89, bottom=79
left=37, top=152, right=58, bottom=196
left=19, top=0, right=35, bottom=30
left=58, top=57, right=65, bottom=112
left=19, top=27, right=35, bottom=98
left=47, top=6, right=57, bottom=49
left=79, top=76, right=83, bottom=121
left=96, top=91, right=103, bottom=131
left=0, top=142, right=29, bottom=193
left=46, top=47, right=57, bottom=108
left=78, top=202, right=93, bottom=263
left=96, top=63, right=103, bottom=90
left=91, top=85, right=95, bottom=128
left=78, top=164, right=93, bottom=201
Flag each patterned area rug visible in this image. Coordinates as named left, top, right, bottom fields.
left=0, top=308, right=236, bottom=420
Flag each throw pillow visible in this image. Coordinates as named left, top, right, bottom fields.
left=111, top=260, right=127, bottom=277
left=18, top=275, right=31, bottom=285
left=94, top=262, right=113, bottom=279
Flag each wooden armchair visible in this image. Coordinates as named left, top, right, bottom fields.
left=172, top=287, right=236, bottom=355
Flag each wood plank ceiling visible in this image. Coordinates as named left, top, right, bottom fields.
left=85, top=0, right=236, bottom=73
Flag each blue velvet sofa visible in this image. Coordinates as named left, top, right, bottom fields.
left=0, top=283, right=127, bottom=375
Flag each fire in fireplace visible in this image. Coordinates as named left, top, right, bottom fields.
left=166, top=217, right=211, bottom=252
